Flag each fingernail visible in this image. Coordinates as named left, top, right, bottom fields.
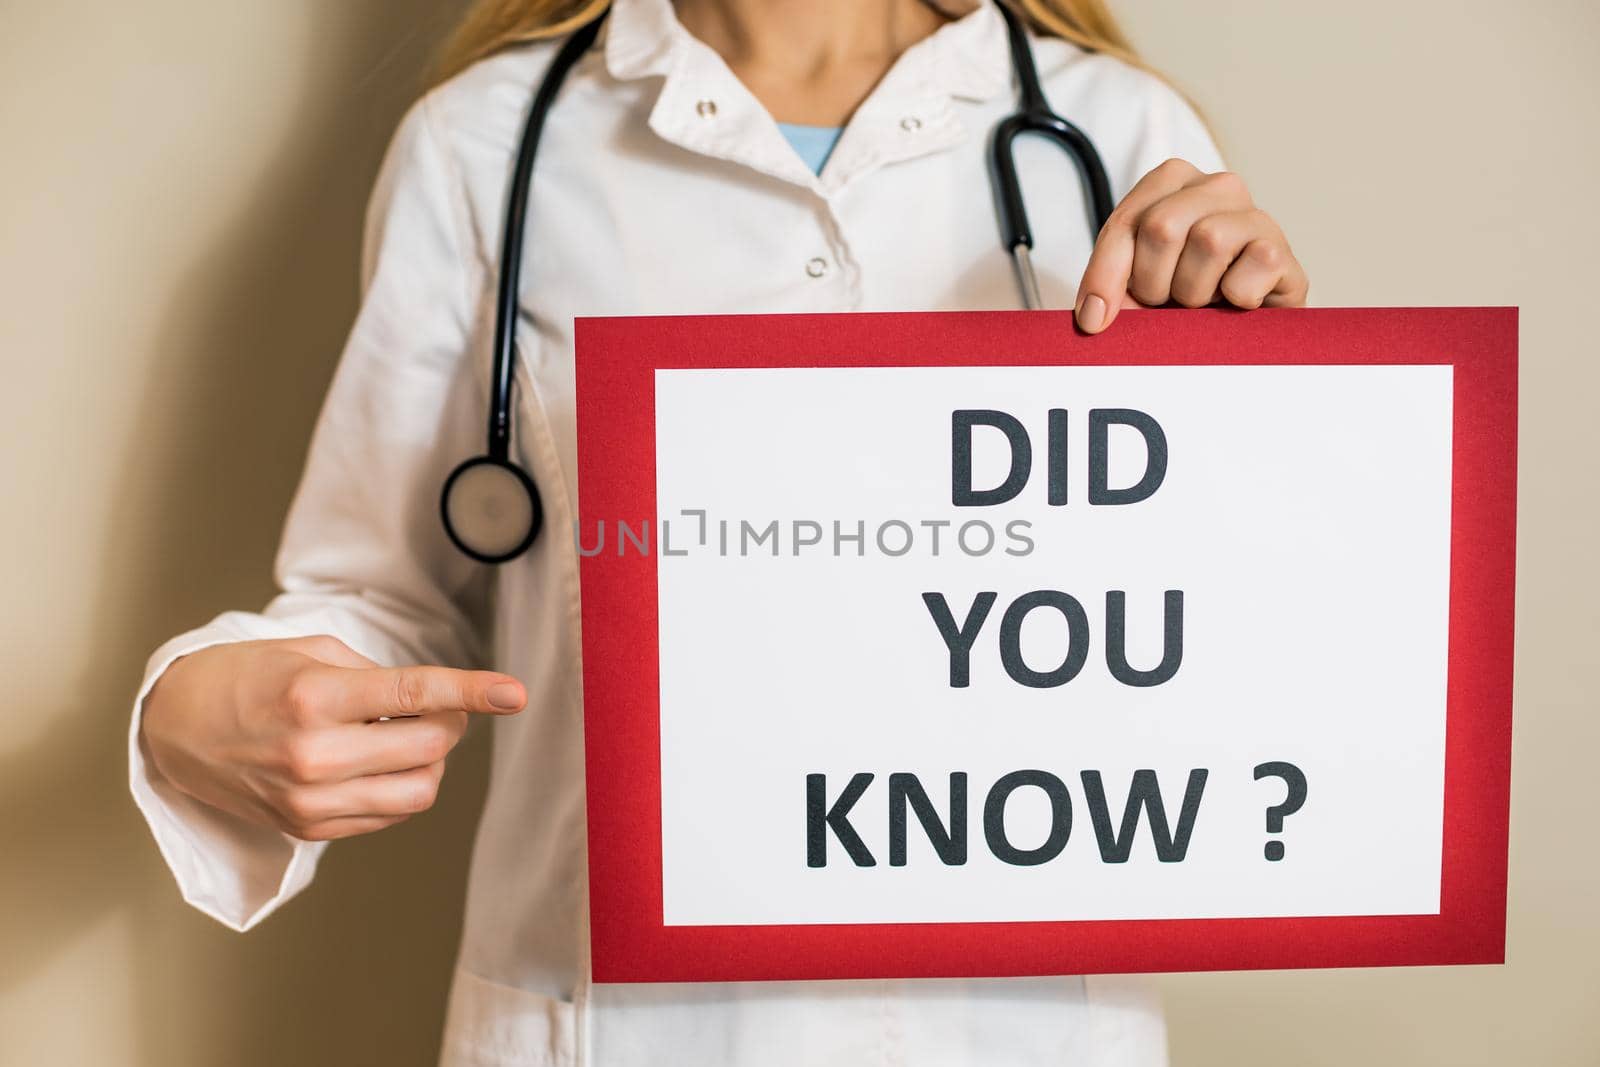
left=1078, top=294, right=1107, bottom=333
left=487, top=682, right=524, bottom=710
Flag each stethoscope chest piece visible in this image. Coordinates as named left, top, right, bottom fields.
left=440, top=455, right=543, bottom=564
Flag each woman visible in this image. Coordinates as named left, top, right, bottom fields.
left=132, top=0, right=1308, bottom=1063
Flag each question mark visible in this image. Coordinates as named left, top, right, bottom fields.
left=1252, top=762, right=1307, bottom=861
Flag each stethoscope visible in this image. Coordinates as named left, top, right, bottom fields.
left=439, top=0, right=1113, bottom=564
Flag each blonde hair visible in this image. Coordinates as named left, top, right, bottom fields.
left=434, top=0, right=1151, bottom=87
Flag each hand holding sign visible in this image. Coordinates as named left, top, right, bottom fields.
left=1073, top=158, right=1310, bottom=334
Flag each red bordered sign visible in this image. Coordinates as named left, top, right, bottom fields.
left=575, top=307, right=1515, bottom=983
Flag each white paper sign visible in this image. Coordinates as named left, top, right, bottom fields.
left=652, top=364, right=1453, bottom=927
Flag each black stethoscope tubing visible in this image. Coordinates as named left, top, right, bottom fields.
left=989, top=0, right=1115, bottom=308
left=441, top=1, right=1112, bottom=564
left=438, top=15, right=605, bottom=564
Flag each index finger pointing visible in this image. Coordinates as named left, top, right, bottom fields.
left=341, top=665, right=526, bottom=721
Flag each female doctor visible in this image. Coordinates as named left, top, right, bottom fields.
left=132, top=0, right=1309, bottom=1063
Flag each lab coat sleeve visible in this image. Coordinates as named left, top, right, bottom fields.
left=128, top=92, right=494, bottom=932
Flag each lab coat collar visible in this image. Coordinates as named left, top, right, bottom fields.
left=602, top=0, right=1012, bottom=193
left=602, top=0, right=680, bottom=81
left=603, top=0, right=1010, bottom=102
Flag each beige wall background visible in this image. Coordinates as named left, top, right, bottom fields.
left=1, top=1, right=1593, bottom=1063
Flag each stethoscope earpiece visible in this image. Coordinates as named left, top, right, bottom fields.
left=440, top=455, right=543, bottom=564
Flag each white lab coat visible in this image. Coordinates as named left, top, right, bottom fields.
left=127, top=0, right=1223, bottom=1062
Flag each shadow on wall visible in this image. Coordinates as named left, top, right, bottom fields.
left=0, top=3, right=489, bottom=1065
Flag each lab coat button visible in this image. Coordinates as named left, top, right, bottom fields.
left=900, top=116, right=922, bottom=131
left=805, top=257, right=828, bottom=278
left=695, top=99, right=718, bottom=117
